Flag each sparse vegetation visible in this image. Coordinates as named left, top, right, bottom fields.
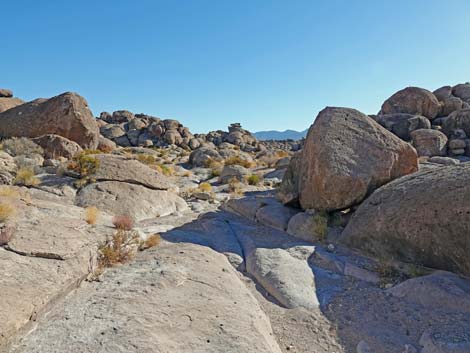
left=85, top=206, right=99, bottom=225
left=0, top=203, right=15, bottom=222
left=199, top=182, right=212, bottom=192
left=205, top=158, right=223, bottom=177
left=0, top=187, right=20, bottom=199
left=155, top=163, right=174, bottom=176
left=139, top=233, right=161, bottom=251
left=137, top=154, right=156, bottom=165
left=1, top=137, right=43, bottom=157
left=377, top=257, right=401, bottom=288
left=227, top=177, right=243, bottom=195
left=312, top=211, right=328, bottom=242
left=224, top=156, right=256, bottom=168
left=112, top=214, right=134, bottom=231
left=246, top=174, right=261, bottom=185
left=14, top=167, right=40, bottom=187
left=68, top=152, right=100, bottom=177
left=97, top=229, right=139, bottom=267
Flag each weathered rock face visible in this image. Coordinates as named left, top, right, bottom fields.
left=452, top=83, right=470, bottom=104
left=0, top=92, right=99, bottom=149
left=219, top=164, right=250, bottom=183
left=380, top=87, right=440, bottom=120
left=0, top=97, right=24, bottom=113
left=277, top=152, right=301, bottom=205
left=289, top=107, right=418, bottom=211
left=342, top=164, right=470, bottom=275
left=442, top=109, right=470, bottom=137
left=32, top=134, right=82, bottom=159
left=189, top=146, right=222, bottom=167
left=410, top=129, right=448, bottom=157
left=6, top=241, right=283, bottom=353
left=75, top=181, right=188, bottom=221
left=374, top=113, right=431, bottom=141
left=92, top=154, right=172, bottom=190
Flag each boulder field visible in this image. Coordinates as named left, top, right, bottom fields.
left=1, top=84, right=470, bottom=353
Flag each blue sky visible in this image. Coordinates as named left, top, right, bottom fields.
left=3, top=0, right=470, bottom=133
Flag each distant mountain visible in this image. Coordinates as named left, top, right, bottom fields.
left=253, top=129, right=308, bottom=141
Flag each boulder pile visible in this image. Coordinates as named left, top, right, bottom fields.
left=374, top=83, right=470, bottom=160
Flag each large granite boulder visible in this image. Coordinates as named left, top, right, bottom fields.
left=341, top=164, right=470, bottom=275
left=32, top=134, right=83, bottom=159
left=410, top=129, right=448, bottom=157
left=75, top=181, right=188, bottom=221
left=381, top=87, right=440, bottom=120
left=452, top=83, right=470, bottom=104
left=0, top=92, right=99, bottom=148
left=92, top=154, right=172, bottom=190
left=189, top=146, right=223, bottom=167
left=283, top=107, right=418, bottom=211
left=442, top=109, right=470, bottom=137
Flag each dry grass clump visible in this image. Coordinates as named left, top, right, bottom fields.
left=112, top=214, right=134, bottom=231
left=0, top=225, right=15, bottom=245
left=224, top=156, right=256, bottom=168
left=98, top=229, right=140, bottom=267
left=137, top=154, right=157, bottom=165
left=0, top=187, right=20, bottom=199
left=1, top=137, right=43, bottom=157
left=205, top=158, right=223, bottom=177
left=258, top=154, right=279, bottom=168
left=14, top=168, right=40, bottom=187
left=139, top=233, right=161, bottom=251
left=276, top=150, right=290, bottom=158
left=155, top=164, right=175, bottom=176
left=198, top=182, right=212, bottom=192
left=0, top=203, right=16, bottom=222
left=227, top=177, right=244, bottom=195
left=85, top=206, right=99, bottom=225
left=246, top=174, right=262, bottom=185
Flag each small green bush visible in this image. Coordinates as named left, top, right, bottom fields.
left=246, top=174, right=261, bottom=185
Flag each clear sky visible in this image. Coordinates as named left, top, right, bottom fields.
left=3, top=0, right=470, bottom=133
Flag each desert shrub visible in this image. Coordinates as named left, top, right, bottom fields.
left=112, top=214, right=134, bottom=230
left=276, top=150, right=290, bottom=158
left=139, top=233, right=161, bottom=251
left=14, top=168, right=40, bottom=187
left=205, top=158, right=223, bottom=177
left=85, top=206, right=99, bottom=225
left=68, top=152, right=100, bottom=177
left=2, top=137, right=43, bottom=157
left=137, top=154, right=156, bottom=165
left=227, top=177, right=243, bottom=195
left=155, top=164, right=174, bottom=176
left=0, top=203, right=15, bottom=222
left=98, top=229, right=139, bottom=267
left=312, top=211, right=328, bottom=242
left=224, top=156, right=255, bottom=168
left=0, top=225, right=15, bottom=245
left=0, top=187, right=20, bottom=199
left=246, top=174, right=261, bottom=185
left=198, top=182, right=212, bottom=192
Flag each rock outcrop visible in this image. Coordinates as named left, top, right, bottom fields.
left=0, top=92, right=99, bottom=149
left=342, top=164, right=470, bottom=275
left=280, top=107, right=418, bottom=211
left=380, top=87, right=440, bottom=119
